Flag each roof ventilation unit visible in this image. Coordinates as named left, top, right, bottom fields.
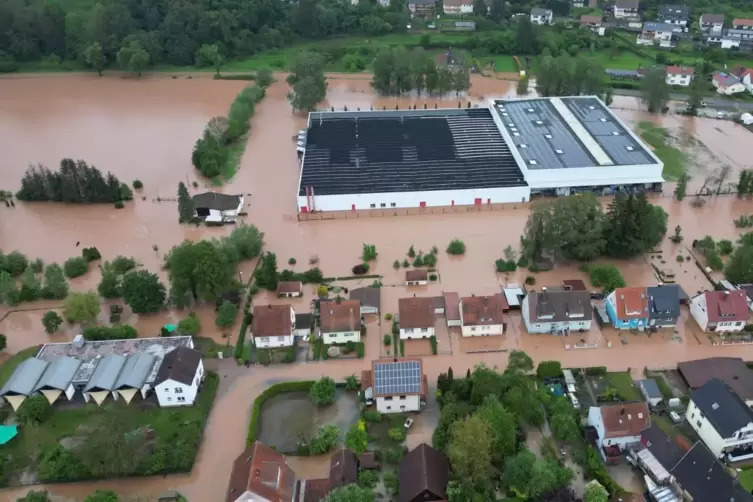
left=529, top=160, right=538, bottom=165
left=544, top=134, right=552, bottom=139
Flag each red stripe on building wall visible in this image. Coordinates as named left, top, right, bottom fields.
left=300, top=206, right=308, bottom=213
left=474, top=198, right=482, bottom=205
left=420, top=201, right=426, bottom=208
left=351, top=204, right=356, bottom=211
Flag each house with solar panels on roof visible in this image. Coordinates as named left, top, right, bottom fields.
left=361, top=358, right=427, bottom=414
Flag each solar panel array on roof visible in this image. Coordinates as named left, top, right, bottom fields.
left=373, top=360, right=422, bottom=395
left=299, top=108, right=527, bottom=196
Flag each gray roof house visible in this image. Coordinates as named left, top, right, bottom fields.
left=638, top=379, right=663, bottom=407
left=0, top=358, right=49, bottom=410
left=112, top=353, right=156, bottom=403
left=689, top=378, right=753, bottom=439
left=522, top=289, right=593, bottom=335
left=647, top=284, right=681, bottom=328
left=658, top=4, right=690, bottom=24
left=33, top=356, right=81, bottom=404
left=84, top=354, right=127, bottom=404
left=349, top=287, right=381, bottom=315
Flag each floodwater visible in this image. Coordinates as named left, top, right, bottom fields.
left=3, top=72, right=753, bottom=500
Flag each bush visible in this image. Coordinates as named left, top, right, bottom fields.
left=81, top=247, right=101, bottom=262
left=288, top=257, right=296, bottom=265
left=495, top=259, right=517, bottom=273
left=358, top=469, right=379, bottom=489
left=178, top=313, right=201, bottom=335
left=589, top=265, right=626, bottom=293
left=111, top=256, right=137, bottom=274
left=446, top=239, right=466, bottom=255
left=355, top=342, right=365, bottom=358
left=525, top=275, right=536, bottom=285
left=413, top=254, right=424, bottom=267
left=248, top=381, right=315, bottom=444
left=388, top=427, right=406, bottom=442
left=399, top=340, right=405, bottom=356
left=63, top=257, right=89, bottom=278
left=383, top=446, right=405, bottom=465
left=393, top=260, right=401, bottom=269
left=352, top=263, right=370, bottom=275
left=402, top=259, right=410, bottom=268
left=718, top=239, right=734, bottom=255
left=423, top=252, right=437, bottom=267
left=385, top=313, right=393, bottom=321
left=114, top=201, right=124, bottom=209
left=384, top=334, right=392, bottom=346
left=429, top=274, right=438, bottom=281
left=362, top=244, right=377, bottom=261
left=317, top=285, right=329, bottom=297
left=383, top=471, right=400, bottom=496
left=309, top=376, right=337, bottom=406
left=132, top=180, right=143, bottom=189
left=429, top=335, right=438, bottom=355
left=536, top=360, right=563, bottom=379
left=82, top=325, right=137, bottom=341
left=408, top=245, right=416, bottom=258
left=364, top=410, right=382, bottom=423
left=585, top=366, right=608, bottom=376
left=17, top=395, right=52, bottom=424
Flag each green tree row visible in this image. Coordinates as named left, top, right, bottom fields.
left=371, top=47, right=470, bottom=97
left=16, top=159, right=132, bottom=204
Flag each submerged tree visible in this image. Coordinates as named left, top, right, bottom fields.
left=16, top=160, right=130, bottom=204
left=288, top=52, right=327, bottom=112
left=603, top=193, right=668, bottom=258
left=177, top=182, right=195, bottom=223
left=640, top=68, right=670, bottom=113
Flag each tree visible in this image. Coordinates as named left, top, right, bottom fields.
left=685, top=76, right=704, bottom=116
left=0, top=334, right=6, bottom=352
left=97, top=262, right=121, bottom=299
left=489, top=0, right=507, bottom=23
left=78, top=412, right=147, bottom=478
left=309, top=424, right=339, bottom=454
left=324, top=484, right=374, bottom=502
left=17, top=395, right=53, bottom=424
left=550, top=411, right=580, bottom=442
left=603, top=87, right=613, bottom=106
left=475, top=395, right=517, bottom=463
left=255, top=68, right=274, bottom=88
left=345, top=374, right=359, bottom=391
left=584, top=482, right=609, bottom=502
left=63, top=256, right=89, bottom=278
left=19, top=267, right=42, bottom=302
left=345, top=424, right=368, bottom=454
left=447, top=415, right=493, bottom=487
left=309, top=376, right=336, bottom=406
left=16, top=491, right=50, bottom=502
left=588, top=265, right=625, bottom=293
left=117, top=41, right=149, bottom=76
left=42, top=311, right=64, bottom=334
left=83, top=42, right=106, bottom=76
left=121, top=270, right=166, bottom=314
left=675, top=173, right=689, bottom=200
left=516, top=75, right=529, bottom=97
left=287, top=52, right=327, bottom=112
left=507, top=350, right=533, bottom=374
left=197, top=44, right=223, bottom=76
left=537, top=360, right=562, bottom=379
left=216, top=299, right=239, bottom=328
left=640, top=68, right=670, bottom=113
left=167, top=240, right=234, bottom=307
left=4, top=251, right=29, bottom=276
left=515, top=17, right=539, bottom=54
left=177, top=182, right=195, bottom=223
left=254, top=252, right=279, bottom=291
left=502, top=449, right=537, bottom=494
left=225, top=224, right=264, bottom=261
left=472, top=0, right=487, bottom=16
left=603, top=193, right=668, bottom=258
left=0, top=271, right=19, bottom=306
left=669, top=225, right=683, bottom=243
left=725, top=243, right=753, bottom=284
left=503, top=450, right=572, bottom=499
left=177, top=312, right=201, bottom=335
left=63, top=291, right=100, bottom=324
left=42, top=264, right=69, bottom=300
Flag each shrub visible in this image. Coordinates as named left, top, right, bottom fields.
left=384, top=471, right=399, bottom=495
left=362, top=243, right=377, bottom=261
left=385, top=313, right=393, bottom=321
left=358, top=469, right=379, bottom=489
left=399, top=340, right=405, bottom=356
left=352, top=263, right=369, bottom=275
left=446, top=239, right=466, bottom=255
left=429, top=335, right=438, bottom=355
left=42, top=311, right=64, bottom=334
left=247, top=381, right=315, bottom=444
left=30, top=258, right=44, bottom=274
left=429, top=274, right=438, bottom=281
left=408, top=245, right=416, bottom=258
left=676, top=255, right=684, bottom=263
left=588, top=265, right=625, bottom=293
left=17, top=395, right=52, bottom=424
left=81, top=247, right=101, bottom=262
left=178, top=312, right=201, bottom=336
left=495, top=259, right=517, bottom=273
left=364, top=410, right=382, bottom=423
left=423, top=253, right=437, bottom=267
left=585, top=366, right=608, bottom=376
left=63, top=257, right=89, bottom=278
left=383, top=446, right=404, bottom=465
left=132, top=180, right=143, bottom=189
left=384, top=334, right=392, bottom=346
left=317, top=285, right=329, bottom=297
left=413, top=255, right=424, bottom=267
left=111, top=256, right=137, bottom=274
left=525, top=275, right=536, bottom=285
left=402, top=259, right=410, bottom=268
left=309, top=376, right=337, bottom=406
left=718, top=239, right=734, bottom=255
left=288, top=257, right=296, bottom=265
left=536, top=360, right=563, bottom=379
left=82, top=325, right=137, bottom=341
left=388, top=427, right=406, bottom=442
left=114, top=201, right=124, bottom=209
left=393, top=260, right=400, bottom=269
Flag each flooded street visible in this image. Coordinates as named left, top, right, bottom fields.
left=2, top=72, right=753, bottom=500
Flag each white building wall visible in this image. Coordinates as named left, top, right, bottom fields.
left=300, top=185, right=530, bottom=212
left=587, top=407, right=606, bottom=451
left=461, top=324, right=504, bottom=336
left=721, top=38, right=742, bottom=49
left=376, top=394, right=421, bottom=414
left=321, top=330, right=361, bottom=344
left=666, top=74, right=692, bottom=86
left=254, top=334, right=295, bottom=348
left=155, top=361, right=203, bottom=407
left=690, top=295, right=709, bottom=331
left=686, top=399, right=725, bottom=456
left=64, top=383, right=75, bottom=400
left=400, top=326, right=435, bottom=340
left=294, top=327, right=311, bottom=338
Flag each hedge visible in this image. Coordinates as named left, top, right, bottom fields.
left=247, top=381, right=315, bottom=445
left=429, top=336, right=438, bottom=355
left=234, top=311, right=250, bottom=362
left=585, top=366, right=608, bottom=376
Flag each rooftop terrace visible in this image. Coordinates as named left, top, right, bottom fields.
left=36, top=336, right=193, bottom=384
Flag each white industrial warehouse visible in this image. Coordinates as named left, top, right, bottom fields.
left=295, top=96, right=664, bottom=213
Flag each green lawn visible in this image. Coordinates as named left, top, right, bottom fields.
left=0, top=347, right=42, bottom=388
left=592, top=51, right=652, bottom=70
left=739, top=468, right=753, bottom=491
left=637, top=121, right=687, bottom=180
left=606, top=372, right=642, bottom=401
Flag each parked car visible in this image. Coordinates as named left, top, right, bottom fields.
left=404, top=418, right=414, bottom=429
left=670, top=411, right=683, bottom=423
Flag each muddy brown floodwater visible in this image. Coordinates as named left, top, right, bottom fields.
left=3, top=73, right=753, bottom=501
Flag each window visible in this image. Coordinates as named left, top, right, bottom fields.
left=178, top=396, right=186, bottom=402
left=404, top=328, right=414, bottom=333
left=470, top=327, right=476, bottom=331
left=391, top=203, right=396, bottom=207
left=399, top=395, right=406, bottom=400
left=370, top=204, right=376, bottom=208
left=175, top=387, right=183, bottom=393
left=696, top=420, right=702, bottom=428
left=380, top=203, right=386, bottom=208
left=386, top=406, right=392, bottom=410
left=277, top=336, right=284, bottom=341
left=385, top=396, right=393, bottom=401
left=421, top=328, right=428, bottom=333
left=167, top=397, right=172, bottom=402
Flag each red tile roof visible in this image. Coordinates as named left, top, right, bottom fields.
left=460, top=294, right=508, bottom=326
left=703, top=290, right=749, bottom=323
left=405, top=269, right=429, bottom=282
left=276, top=281, right=302, bottom=294
left=398, top=297, right=436, bottom=329
left=252, top=305, right=293, bottom=337
left=580, top=15, right=602, bottom=25
left=225, top=441, right=297, bottom=502
left=599, top=402, right=650, bottom=438
left=666, top=65, right=695, bottom=76
left=320, top=300, right=360, bottom=332
left=733, top=18, right=753, bottom=27
left=614, top=287, right=648, bottom=320
left=563, top=279, right=587, bottom=291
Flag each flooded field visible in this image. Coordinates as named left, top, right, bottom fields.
left=3, top=72, right=753, bottom=500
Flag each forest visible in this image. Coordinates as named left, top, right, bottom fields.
left=15, top=160, right=133, bottom=204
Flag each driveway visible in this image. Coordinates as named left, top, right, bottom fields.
left=406, top=384, right=439, bottom=450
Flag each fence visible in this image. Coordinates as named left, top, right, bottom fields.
left=297, top=201, right=530, bottom=221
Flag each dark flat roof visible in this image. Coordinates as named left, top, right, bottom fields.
left=299, top=108, right=527, bottom=196
left=678, top=357, right=753, bottom=400
left=492, top=96, right=656, bottom=170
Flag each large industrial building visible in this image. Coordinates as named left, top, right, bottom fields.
left=296, top=96, right=664, bottom=213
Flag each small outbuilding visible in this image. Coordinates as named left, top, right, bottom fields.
left=638, top=379, right=664, bottom=407
left=405, top=269, right=429, bottom=286
left=349, top=287, right=381, bottom=315
left=276, top=281, right=303, bottom=298
left=191, top=192, right=245, bottom=224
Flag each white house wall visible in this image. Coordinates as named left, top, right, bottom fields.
left=400, top=326, right=435, bottom=340
left=156, top=377, right=198, bottom=407
left=253, top=334, right=295, bottom=348
left=376, top=394, right=421, bottom=414
left=321, top=330, right=361, bottom=344
left=686, top=399, right=725, bottom=456
left=461, top=324, right=504, bottom=336
left=300, top=185, right=531, bottom=212
left=65, top=383, right=75, bottom=401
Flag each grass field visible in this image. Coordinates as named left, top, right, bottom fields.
left=638, top=121, right=687, bottom=180
left=0, top=346, right=41, bottom=388
left=606, top=372, right=642, bottom=401
left=739, top=468, right=753, bottom=491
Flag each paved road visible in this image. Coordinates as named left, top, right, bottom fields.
left=613, top=88, right=753, bottom=112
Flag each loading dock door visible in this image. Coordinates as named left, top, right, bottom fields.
left=474, top=198, right=482, bottom=205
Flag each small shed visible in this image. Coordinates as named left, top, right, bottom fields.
left=503, top=285, right=525, bottom=310
left=405, top=269, right=429, bottom=286
left=350, top=287, right=380, bottom=315
left=638, top=379, right=663, bottom=407
left=294, top=313, right=313, bottom=339
left=276, top=281, right=303, bottom=298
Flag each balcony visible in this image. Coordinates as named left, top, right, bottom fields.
left=726, top=443, right=753, bottom=462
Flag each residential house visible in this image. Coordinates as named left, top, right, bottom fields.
left=399, top=443, right=450, bottom=502
left=398, top=297, right=436, bottom=340
left=712, top=72, right=746, bottom=94
left=606, top=287, right=649, bottom=330
left=153, top=347, right=204, bottom=407
left=521, top=288, right=592, bottom=335
left=443, top=292, right=461, bottom=327
left=690, top=289, right=748, bottom=331
left=732, top=67, right=753, bottom=92
left=658, top=4, right=690, bottom=29
left=637, top=23, right=677, bottom=47
left=191, top=192, right=244, bottom=224
left=723, top=28, right=753, bottom=50
left=405, top=269, right=429, bottom=286
left=328, top=449, right=359, bottom=491
left=251, top=304, right=296, bottom=348
left=225, top=441, right=298, bottom=502
left=686, top=378, right=753, bottom=462
left=442, top=0, right=472, bottom=15
left=647, top=284, right=682, bottom=327
left=634, top=425, right=753, bottom=502
left=361, top=358, right=426, bottom=414
left=581, top=15, right=603, bottom=28
left=349, top=287, right=380, bottom=315
left=664, top=66, right=694, bottom=87
left=459, top=294, right=508, bottom=336
left=319, top=299, right=362, bottom=344
left=294, top=313, right=313, bottom=340
left=408, top=0, right=435, bottom=16
left=587, top=402, right=651, bottom=461
left=637, top=379, right=663, bottom=407
left=276, top=281, right=303, bottom=298
left=613, top=0, right=639, bottom=19
left=0, top=358, right=49, bottom=410
left=733, top=18, right=753, bottom=30
left=699, top=13, right=724, bottom=35
left=678, top=357, right=753, bottom=406
left=530, top=8, right=553, bottom=25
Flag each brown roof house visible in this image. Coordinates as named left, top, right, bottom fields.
left=690, top=290, right=749, bottom=333
left=225, top=441, right=299, bottom=502
left=580, top=14, right=603, bottom=27
left=349, top=287, right=380, bottom=315
left=587, top=402, right=650, bottom=462
left=398, top=296, right=436, bottom=340
left=678, top=357, right=753, bottom=405
left=251, top=304, right=296, bottom=349
left=319, top=299, right=362, bottom=345
left=300, top=449, right=359, bottom=502
left=521, top=288, right=592, bottom=335
left=405, top=269, right=429, bottom=286
left=361, top=358, right=427, bottom=414
left=459, top=294, right=508, bottom=336
left=277, top=281, right=303, bottom=298
left=153, top=346, right=204, bottom=407
left=399, top=443, right=450, bottom=502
